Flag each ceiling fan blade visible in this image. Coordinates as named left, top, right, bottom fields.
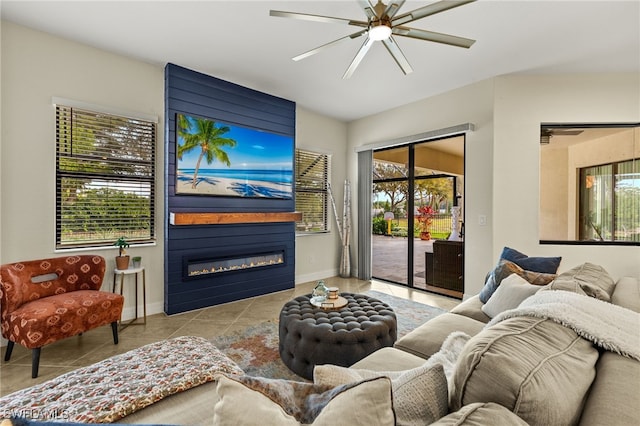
left=393, top=26, right=475, bottom=48
left=382, top=36, right=413, bottom=75
left=392, top=0, right=476, bottom=26
left=357, top=0, right=377, bottom=19
left=270, top=10, right=367, bottom=28
left=384, top=0, right=406, bottom=18
left=343, top=36, right=375, bottom=79
left=292, top=30, right=367, bottom=61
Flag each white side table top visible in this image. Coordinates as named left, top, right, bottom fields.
left=114, top=266, right=145, bottom=274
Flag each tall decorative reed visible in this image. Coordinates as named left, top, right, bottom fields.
left=328, top=180, right=351, bottom=277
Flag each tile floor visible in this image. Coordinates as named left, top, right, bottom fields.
left=0, top=277, right=459, bottom=396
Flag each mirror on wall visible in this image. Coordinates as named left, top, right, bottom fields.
left=539, top=124, right=639, bottom=245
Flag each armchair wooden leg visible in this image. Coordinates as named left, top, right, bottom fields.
left=111, top=321, right=119, bottom=344
left=31, top=347, right=41, bottom=378
left=4, top=340, right=15, bottom=361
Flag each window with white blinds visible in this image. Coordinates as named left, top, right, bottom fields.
left=55, top=104, right=156, bottom=249
left=295, top=149, right=330, bottom=233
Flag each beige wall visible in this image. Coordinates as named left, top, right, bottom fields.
left=1, top=21, right=165, bottom=318
left=295, top=107, right=347, bottom=282
left=0, top=22, right=347, bottom=321
left=540, top=146, right=570, bottom=239
left=493, top=74, right=640, bottom=280
left=2, top=21, right=638, bottom=315
left=348, top=73, right=640, bottom=298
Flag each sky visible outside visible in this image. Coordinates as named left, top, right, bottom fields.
left=177, top=115, right=293, bottom=171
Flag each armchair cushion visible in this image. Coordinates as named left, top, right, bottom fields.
left=6, top=290, right=123, bottom=349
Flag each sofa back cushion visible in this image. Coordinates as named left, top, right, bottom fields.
left=0, top=255, right=106, bottom=314
left=544, top=262, right=615, bottom=302
left=451, top=316, right=598, bottom=426
left=432, top=402, right=529, bottom=425
left=610, top=276, right=640, bottom=312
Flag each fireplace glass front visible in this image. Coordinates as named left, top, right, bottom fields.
left=186, top=249, right=285, bottom=278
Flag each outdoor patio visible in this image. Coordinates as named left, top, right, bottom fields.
left=372, top=234, right=463, bottom=298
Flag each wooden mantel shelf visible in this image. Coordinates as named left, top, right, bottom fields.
left=170, top=211, right=303, bottom=226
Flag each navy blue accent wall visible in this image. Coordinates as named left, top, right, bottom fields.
left=164, top=63, right=296, bottom=315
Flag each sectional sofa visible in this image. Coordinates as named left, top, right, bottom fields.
left=117, top=255, right=640, bottom=425
left=2, top=253, right=639, bottom=425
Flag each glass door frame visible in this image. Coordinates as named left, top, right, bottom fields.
left=371, top=135, right=464, bottom=290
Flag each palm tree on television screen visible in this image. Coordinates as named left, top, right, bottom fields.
left=177, top=114, right=237, bottom=188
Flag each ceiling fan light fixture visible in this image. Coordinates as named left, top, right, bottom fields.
left=369, top=24, right=392, bottom=41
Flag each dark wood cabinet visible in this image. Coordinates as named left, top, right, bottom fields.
left=425, top=240, right=464, bottom=292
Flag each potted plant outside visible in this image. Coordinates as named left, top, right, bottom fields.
left=114, top=237, right=131, bottom=270
left=416, top=205, right=436, bottom=240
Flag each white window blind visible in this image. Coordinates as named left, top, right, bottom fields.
left=295, top=149, right=330, bottom=233
left=55, top=104, right=156, bottom=249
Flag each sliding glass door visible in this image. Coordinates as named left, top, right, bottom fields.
left=371, top=136, right=465, bottom=296
left=372, top=146, right=410, bottom=285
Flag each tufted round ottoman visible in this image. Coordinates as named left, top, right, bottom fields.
left=278, top=292, right=397, bottom=380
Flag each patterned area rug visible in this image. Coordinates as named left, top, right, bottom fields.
left=209, top=291, right=447, bottom=381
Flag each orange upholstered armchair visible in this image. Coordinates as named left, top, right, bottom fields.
left=0, top=255, right=124, bottom=377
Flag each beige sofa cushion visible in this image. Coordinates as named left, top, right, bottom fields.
left=394, top=313, right=484, bottom=359
left=213, top=375, right=394, bottom=425
left=120, top=380, right=218, bottom=424
left=611, top=276, right=640, bottom=312
left=351, top=346, right=426, bottom=371
left=578, top=351, right=640, bottom=426
left=451, top=316, right=598, bottom=426
left=314, top=363, right=448, bottom=426
left=449, top=295, right=490, bottom=323
left=547, top=262, right=616, bottom=301
left=431, top=402, right=528, bottom=425
left=579, top=276, right=640, bottom=425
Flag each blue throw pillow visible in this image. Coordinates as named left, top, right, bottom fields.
left=500, top=247, right=561, bottom=274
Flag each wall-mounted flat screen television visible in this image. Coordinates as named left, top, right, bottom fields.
left=176, top=113, right=294, bottom=199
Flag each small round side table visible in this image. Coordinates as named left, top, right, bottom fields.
left=112, top=266, right=147, bottom=329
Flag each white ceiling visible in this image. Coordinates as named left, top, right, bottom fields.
left=2, top=0, right=639, bottom=122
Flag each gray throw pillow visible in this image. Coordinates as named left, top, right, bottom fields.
left=546, top=262, right=615, bottom=301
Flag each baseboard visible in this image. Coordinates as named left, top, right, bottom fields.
left=295, top=268, right=339, bottom=285
left=121, top=301, right=164, bottom=321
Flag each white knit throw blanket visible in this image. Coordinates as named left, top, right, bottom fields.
left=487, top=290, right=640, bottom=361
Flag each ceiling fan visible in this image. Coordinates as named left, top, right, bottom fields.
left=540, top=128, right=585, bottom=145
left=270, top=0, right=477, bottom=79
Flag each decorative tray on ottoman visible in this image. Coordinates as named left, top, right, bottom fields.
left=310, top=295, right=348, bottom=310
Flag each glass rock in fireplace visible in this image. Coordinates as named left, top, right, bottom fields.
left=186, top=249, right=285, bottom=278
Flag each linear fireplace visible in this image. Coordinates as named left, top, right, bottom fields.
left=184, top=247, right=286, bottom=280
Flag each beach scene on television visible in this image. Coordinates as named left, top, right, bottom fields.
left=176, top=113, right=294, bottom=199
